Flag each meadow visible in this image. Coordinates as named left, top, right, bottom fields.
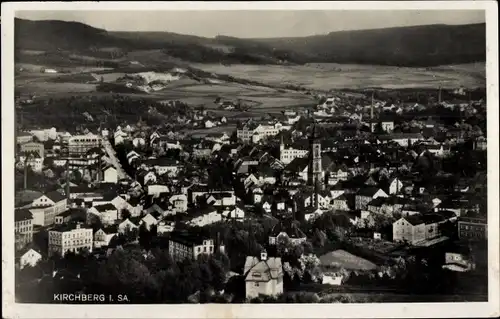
left=190, top=62, right=486, bottom=90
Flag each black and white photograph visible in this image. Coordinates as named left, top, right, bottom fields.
left=2, top=1, right=499, bottom=318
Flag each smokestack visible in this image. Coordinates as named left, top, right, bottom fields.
left=65, top=159, right=70, bottom=202
left=23, top=155, right=28, bottom=190
left=438, top=86, right=442, bottom=104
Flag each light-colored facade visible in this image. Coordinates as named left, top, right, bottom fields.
left=238, top=122, right=291, bottom=143
left=280, top=143, right=308, bottom=165
left=19, top=249, right=42, bottom=269
left=103, top=167, right=118, bottom=183
left=15, top=209, right=34, bottom=249
left=20, top=142, right=45, bottom=158
left=244, top=252, right=284, bottom=299
left=48, top=223, right=93, bottom=257
left=68, top=133, right=101, bottom=155
left=168, top=234, right=217, bottom=261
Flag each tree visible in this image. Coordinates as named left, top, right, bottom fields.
left=121, top=208, right=132, bottom=220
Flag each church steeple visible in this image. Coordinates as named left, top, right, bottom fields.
left=308, top=122, right=324, bottom=208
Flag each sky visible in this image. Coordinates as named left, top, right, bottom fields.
left=15, top=10, right=485, bottom=38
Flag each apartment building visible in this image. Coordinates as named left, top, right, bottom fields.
left=15, top=208, right=34, bottom=250
left=68, top=133, right=101, bottom=155
left=48, top=222, right=93, bottom=257
left=168, top=231, right=219, bottom=261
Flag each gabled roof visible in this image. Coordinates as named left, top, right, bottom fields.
left=45, top=190, right=66, bottom=203
left=15, top=208, right=33, bottom=222
left=93, top=203, right=117, bottom=212
left=244, top=256, right=283, bottom=282
left=356, top=187, right=383, bottom=197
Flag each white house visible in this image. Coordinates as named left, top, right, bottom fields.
left=118, top=218, right=139, bottom=234
left=87, top=203, right=118, bottom=226
left=94, top=227, right=118, bottom=248
left=169, top=194, right=188, bottom=214
left=222, top=206, right=245, bottom=220
left=103, top=166, right=118, bottom=184
left=18, top=248, right=42, bottom=269
left=388, top=177, right=404, bottom=195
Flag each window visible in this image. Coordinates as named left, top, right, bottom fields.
left=203, top=247, right=207, bottom=252
left=254, top=282, right=260, bottom=287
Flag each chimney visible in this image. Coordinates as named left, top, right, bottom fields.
left=65, top=159, right=71, bottom=202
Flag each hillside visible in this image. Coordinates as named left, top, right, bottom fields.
left=15, top=18, right=485, bottom=67
left=249, top=23, right=486, bottom=67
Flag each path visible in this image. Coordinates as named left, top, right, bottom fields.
left=101, top=138, right=131, bottom=180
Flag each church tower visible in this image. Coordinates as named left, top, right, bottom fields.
left=308, top=123, right=324, bottom=207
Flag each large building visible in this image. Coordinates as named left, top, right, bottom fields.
left=15, top=208, right=34, bottom=250
left=237, top=121, right=291, bottom=143
left=244, top=250, right=284, bottom=299
left=458, top=216, right=487, bottom=241
left=279, top=138, right=308, bottom=165
left=168, top=231, right=221, bottom=261
left=20, top=141, right=45, bottom=158
left=48, top=222, right=93, bottom=257
left=67, top=133, right=101, bottom=155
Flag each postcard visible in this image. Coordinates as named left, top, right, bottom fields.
left=2, top=1, right=499, bottom=318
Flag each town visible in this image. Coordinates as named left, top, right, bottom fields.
left=14, top=86, right=488, bottom=304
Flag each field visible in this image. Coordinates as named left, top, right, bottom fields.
left=319, top=249, right=378, bottom=271
left=190, top=62, right=486, bottom=90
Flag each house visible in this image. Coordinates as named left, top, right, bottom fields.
left=206, top=192, right=237, bottom=207
left=378, top=133, right=424, bottom=147
left=304, top=207, right=324, bottom=221
left=169, top=194, right=188, bottom=213
left=141, top=213, right=159, bottom=230
left=204, top=120, right=216, bottom=128
left=279, top=142, right=309, bottom=165
left=48, top=222, right=93, bottom=257
left=137, top=170, right=157, bottom=185
left=388, top=177, right=404, bottom=195
left=168, top=231, right=221, bottom=261
left=29, top=191, right=68, bottom=226
left=141, top=158, right=180, bottom=177
left=54, top=208, right=85, bottom=225
left=94, top=226, right=118, bottom=248
left=15, top=208, right=34, bottom=249
left=20, top=141, right=45, bottom=158
left=458, top=216, right=487, bottom=241
left=186, top=208, right=222, bottom=227
left=355, top=187, right=388, bottom=210
left=126, top=151, right=140, bottom=165
left=221, top=206, right=245, bottom=220
left=17, top=247, right=42, bottom=269
left=251, top=187, right=264, bottom=204
left=17, top=131, right=34, bottom=144
left=244, top=250, right=283, bottom=299
left=332, top=195, right=350, bottom=211
left=103, top=166, right=118, bottom=184
left=268, top=220, right=307, bottom=245
left=442, top=247, right=475, bottom=272
left=393, top=212, right=452, bottom=245
left=87, top=203, right=119, bottom=226
left=118, top=218, right=139, bottom=234
left=132, top=137, right=146, bottom=148
left=17, top=152, right=44, bottom=172
left=147, top=184, right=170, bottom=197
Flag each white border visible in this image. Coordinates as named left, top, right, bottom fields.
left=2, top=1, right=499, bottom=318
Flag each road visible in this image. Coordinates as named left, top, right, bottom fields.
left=101, top=138, right=131, bottom=180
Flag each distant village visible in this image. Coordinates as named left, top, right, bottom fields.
left=14, top=87, right=488, bottom=303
